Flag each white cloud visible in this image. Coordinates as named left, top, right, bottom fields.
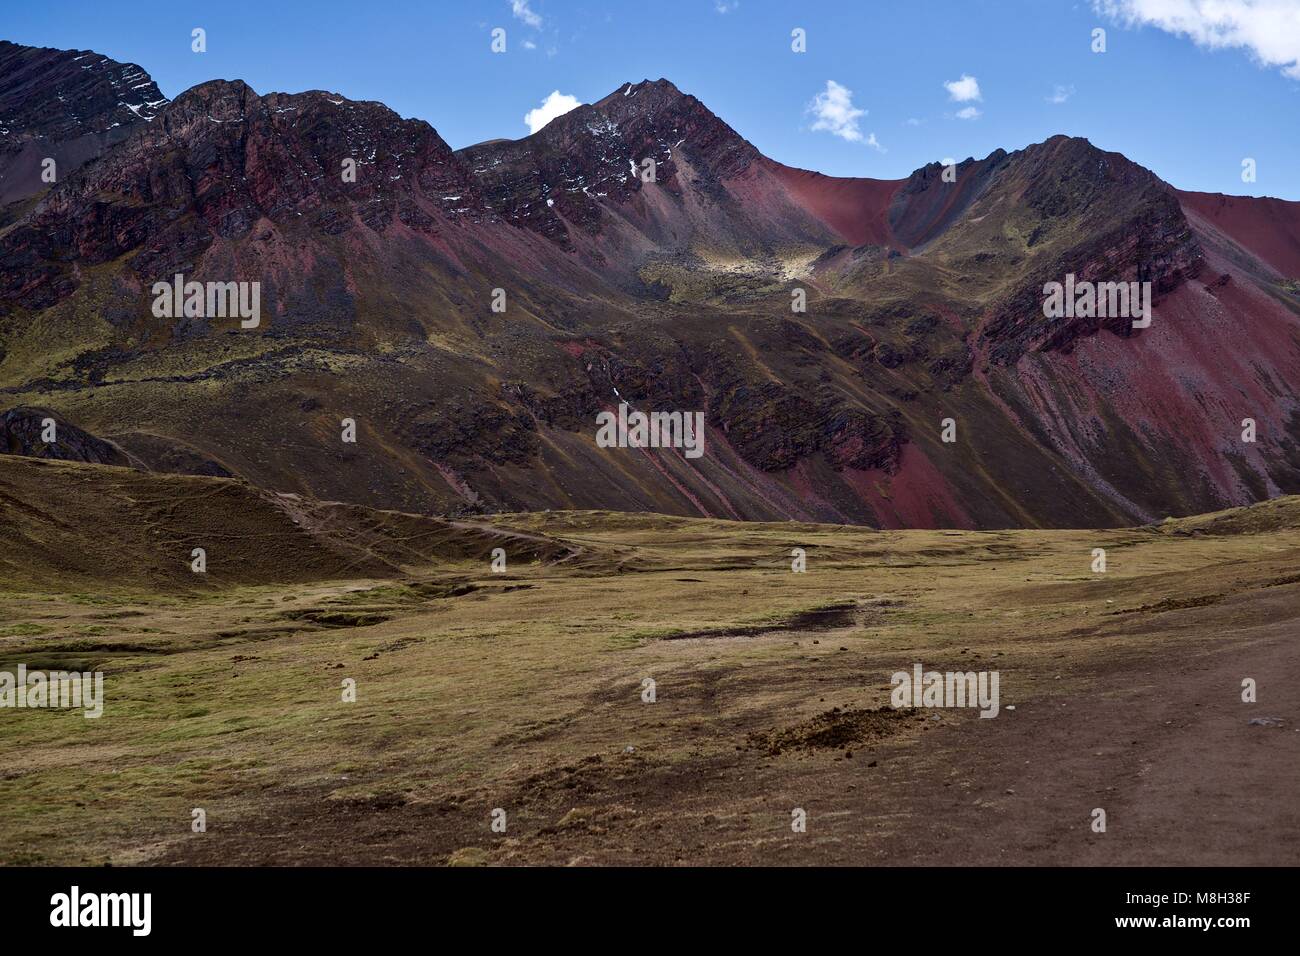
left=956, top=106, right=982, bottom=120
left=510, top=0, right=542, bottom=29
left=1095, top=0, right=1300, bottom=79
left=1047, top=83, right=1075, bottom=104
left=808, top=80, right=869, bottom=142
left=715, top=1, right=740, bottom=12
left=866, top=132, right=886, bottom=152
left=522, top=39, right=537, bottom=49
left=944, top=73, right=983, bottom=102
left=904, top=117, right=924, bottom=126
left=524, top=90, right=581, bottom=134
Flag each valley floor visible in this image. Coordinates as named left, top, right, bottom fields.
left=0, top=459, right=1297, bottom=865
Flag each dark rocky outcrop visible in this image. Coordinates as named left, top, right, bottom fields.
left=0, top=406, right=130, bottom=465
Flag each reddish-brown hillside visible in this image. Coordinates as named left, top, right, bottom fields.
left=1177, top=189, right=1300, bottom=279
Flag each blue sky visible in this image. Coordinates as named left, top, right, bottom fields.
left=5, top=0, right=1299, bottom=198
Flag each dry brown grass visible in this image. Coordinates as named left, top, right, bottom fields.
left=2, top=457, right=1298, bottom=865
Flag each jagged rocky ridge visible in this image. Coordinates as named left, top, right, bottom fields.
left=0, top=40, right=168, bottom=206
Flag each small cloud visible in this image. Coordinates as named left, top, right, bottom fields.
left=1047, top=84, right=1075, bottom=104
left=808, top=79, right=868, bottom=143
left=715, top=1, right=740, bottom=12
left=510, top=0, right=542, bottom=29
left=956, top=106, right=982, bottom=120
left=944, top=74, right=982, bottom=102
left=904, top=117, right=924, bottom=126
left=524, top=90, right=581, bottom=134
left=522, top=39, right=537, bottom=50
left=867, top=132, right=886, bottom=153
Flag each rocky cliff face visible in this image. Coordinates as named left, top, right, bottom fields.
left=458, top=79, right=760, bottom=246
left=975, top=136, right=1204, bottom=364
left=0, top=40, right=168, bottom=205
left=0, top=78, right=492, bottom=313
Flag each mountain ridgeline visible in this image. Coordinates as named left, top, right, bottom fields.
left=2, top=40, right=1300, bottom=529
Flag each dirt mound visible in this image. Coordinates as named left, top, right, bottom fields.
left=748, top=705, right=917, bottom=756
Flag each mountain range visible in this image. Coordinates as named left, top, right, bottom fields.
left=3, top=38, right=1300, bottom=528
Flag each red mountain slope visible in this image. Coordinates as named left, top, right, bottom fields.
left=763, top=161, right=901, bottom=248
left=1176, top=189, right=1300, bottom=279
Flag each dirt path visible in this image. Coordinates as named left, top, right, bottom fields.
left=848, top=596, right=1299, bottom=865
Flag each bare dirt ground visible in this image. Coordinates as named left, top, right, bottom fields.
left=1, top=457, right=1296, bottom=865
